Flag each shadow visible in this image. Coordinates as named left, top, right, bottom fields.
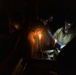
left=57, top=36, right=76, bottom=75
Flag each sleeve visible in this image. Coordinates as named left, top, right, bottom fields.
left=53, top=28, right=62, bottom=39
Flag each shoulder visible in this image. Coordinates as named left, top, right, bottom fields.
left=55, top=27, right=63, bottom=34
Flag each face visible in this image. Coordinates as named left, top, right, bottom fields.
left=64, top=21, right=73, bottom=30
left=48, top=16, right=53, bottom=22
left=40, top=19, right=48, bottom=25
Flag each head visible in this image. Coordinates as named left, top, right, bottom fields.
left=63, top=20, right=74, bottom=33
left=64, top=20, right=73, bottom=30
left=40, top=16, right=54, bottom=26
left=48, top=16, right=53, bottom=22
left=40, top=19, right=48, bottom=25
left=63, top=14, right=75, bottom=33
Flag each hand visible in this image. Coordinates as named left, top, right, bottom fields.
left=60, top=45, right=65, bottom=49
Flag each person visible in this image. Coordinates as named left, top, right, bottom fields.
left=39, top=16, right=59, bottom=59
left=53, top=16, right=76, bottom=46
left=27, top=20, right=55, bottom=59
left=40, top=15, right=55, bottom=34
left=52, top=15, right=76, bottom=60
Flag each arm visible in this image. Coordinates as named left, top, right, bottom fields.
left=47, top=28, right=64, bottom=50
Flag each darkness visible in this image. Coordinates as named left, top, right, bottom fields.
left=0, top=0, right=76, bottom=33
left=0, top=0, right=76, bottom=75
